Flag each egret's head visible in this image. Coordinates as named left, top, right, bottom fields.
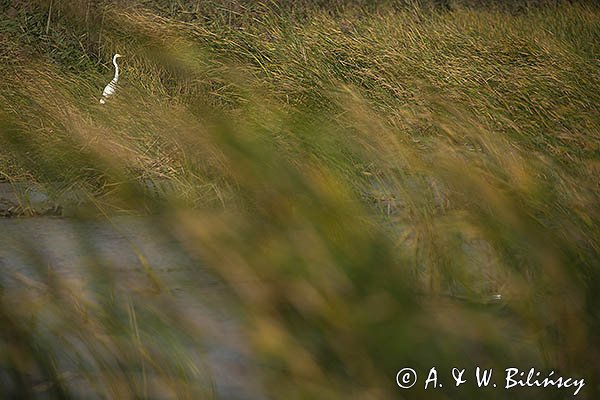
left=114, top=53, right=123, bottom=58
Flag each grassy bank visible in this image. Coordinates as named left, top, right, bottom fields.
left=1, top=1, right=599, bottom=398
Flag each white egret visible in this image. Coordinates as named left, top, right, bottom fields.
left=99, top=53, right=122, bottom=104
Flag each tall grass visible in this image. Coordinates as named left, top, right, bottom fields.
left=1, top=1, right=599, bottom=398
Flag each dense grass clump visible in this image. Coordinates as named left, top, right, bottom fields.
left=0, top=1, right=599, bottom=398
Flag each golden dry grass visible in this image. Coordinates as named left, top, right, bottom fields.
left=0, top=1, right=599, bottom=398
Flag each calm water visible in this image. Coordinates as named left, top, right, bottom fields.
left=0, top=215, right=266, bottom=400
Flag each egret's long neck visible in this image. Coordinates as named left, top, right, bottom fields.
left=112, top=56, right=120, bottom=82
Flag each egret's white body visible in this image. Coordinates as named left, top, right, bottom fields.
left=99, top=54, right=122, bottom=104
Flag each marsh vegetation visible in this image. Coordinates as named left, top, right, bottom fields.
left=0, top=0, right=599, bottom=398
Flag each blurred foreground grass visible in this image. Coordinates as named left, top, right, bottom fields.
left=0, top=1, right=599, bottom=398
